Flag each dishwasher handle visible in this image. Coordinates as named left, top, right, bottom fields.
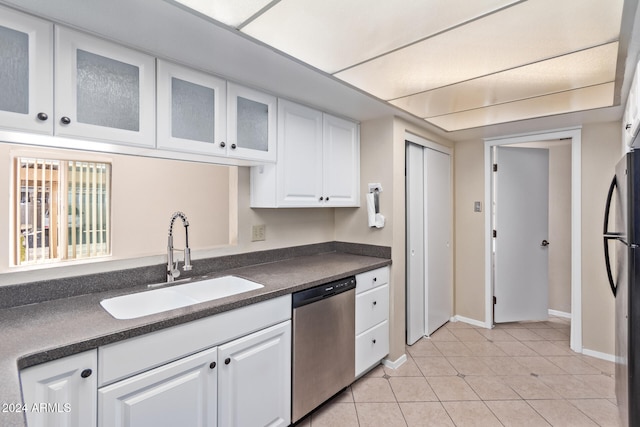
left=292, top=276, right=356, bottom=308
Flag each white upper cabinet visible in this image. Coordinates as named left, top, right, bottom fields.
left=624, top=65, right=640, bottom=148
left=227, top=83, right=277, bottom=162
left=157, top=59, right=227, bottom=155
left=251, top=99, right=360, bottom=207
left=55, top=27, right=156, bottom=147
left=276, top=99, right=324, bottom=206
left=322, top=113, right=360, bottom=206
left=0, top=6, right=53, bottom=134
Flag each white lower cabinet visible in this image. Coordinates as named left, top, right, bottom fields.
left=20, top=350, right=98, bottom=427
left=98, top=347, right=218, bottom=427
left=218, top=321, right=291, bottom=427
left=355, top=267, right=390, bottom=377
left=19, top=297, right=291, bottom=427
left=98, top=321, right=291, bottom=427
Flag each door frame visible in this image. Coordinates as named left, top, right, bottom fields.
left=405, top=132, right=453, bottom=343
left=484, top=127, right=582, bottom=353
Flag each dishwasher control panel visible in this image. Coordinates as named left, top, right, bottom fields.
left=292, top=276, right=356, bottom=308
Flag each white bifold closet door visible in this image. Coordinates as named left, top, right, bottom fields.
left=406, top=142, right=452, bottom=345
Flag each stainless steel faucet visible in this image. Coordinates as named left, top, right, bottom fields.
left=167, top=211, right=192, bottom=282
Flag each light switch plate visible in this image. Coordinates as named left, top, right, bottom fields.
left=474, top=201, right=482, bottom=212
left=252, top=224, right=266, bottom=241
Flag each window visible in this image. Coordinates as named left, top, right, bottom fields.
left=14, top=156, right=111, bottom=266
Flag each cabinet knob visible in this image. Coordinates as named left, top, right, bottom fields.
left=326, top=197, right=329, bottom=201
left=60, top=116, right=71, bottom=125
left=80, top=369, right=92, bottom=378
left=220, top=141, right=226, bottom=148
left=209, top=362, right=217, bottom=369
left=230, top=143, right=237, bottom=149
left=372, top=339, right=377, bottom=344
left=36, top=112, right=48, bottom=121
left=373, top=277, right=377, bottom=282
left=319, top=197, right=324, bottom=201
left=373, top=301, right=377, bottom=306
left=225, top=357, right=231, bottom=365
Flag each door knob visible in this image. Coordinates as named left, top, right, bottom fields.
left=541, top=240, right=550, bottom=247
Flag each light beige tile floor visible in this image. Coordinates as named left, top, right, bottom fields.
left=296, top=317, right=620, bottom=427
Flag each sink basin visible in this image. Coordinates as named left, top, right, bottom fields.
left=100, top=276, right=264, bottom=320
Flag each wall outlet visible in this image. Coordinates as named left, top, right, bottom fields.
left=252, top=224, right=266, bottom=241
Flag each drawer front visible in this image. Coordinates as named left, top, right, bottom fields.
left=355, top=320, right=389, bottom=377
left=355, top=284, right=389, bottom=334
left=355, top=266, right=389, bottom=294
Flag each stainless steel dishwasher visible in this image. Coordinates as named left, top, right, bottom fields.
left=291, top=276, right=356, bottom=423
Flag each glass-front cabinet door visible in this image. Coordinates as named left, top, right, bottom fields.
left=0, top=6, right=53, bottom=134
left=227, top=83, right=276, bottom=162
left=156, top=59, right=226, bottom=155
left=55, top=27, right=155, bottom=147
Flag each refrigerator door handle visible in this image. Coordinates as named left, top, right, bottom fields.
left=603, top=175, right=618, bottom=297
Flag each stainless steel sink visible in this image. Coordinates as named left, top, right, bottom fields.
left=100, top=276, right=264, bottom=320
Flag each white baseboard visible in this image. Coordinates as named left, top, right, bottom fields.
left=582, top=348, right=615, bottom=363
left=451, top=315, right=490, bottom=329
left=382, top=354, right=407, bottom=370
left=548, top=309, right=571, bottom=319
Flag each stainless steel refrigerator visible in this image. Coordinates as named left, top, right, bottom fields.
left=604, top=150, right=640, bottom=427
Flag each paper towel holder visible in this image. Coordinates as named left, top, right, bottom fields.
left=368, top=183, right=382, bottom=214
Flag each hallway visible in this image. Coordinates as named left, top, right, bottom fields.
left=298, top=317, right=618, bottom=426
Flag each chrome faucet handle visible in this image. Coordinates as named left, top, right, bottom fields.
left=170, top=259, right=181, bottom=279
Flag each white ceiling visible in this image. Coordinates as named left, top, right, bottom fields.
left=175, top=0, right=628, bottom=134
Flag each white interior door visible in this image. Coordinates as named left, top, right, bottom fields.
left=406, top=143, right=425, bottom=345
left=494, top=146, right=549, bottom=323
left=425, top=148, right=452, bottom=335
left=406, top=142, right=452, bottom=343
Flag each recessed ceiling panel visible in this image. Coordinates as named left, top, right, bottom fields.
left=174, top=0, right=274, bottom=27
left=335, top=0, right=623, bottom=100
left=242, top=0, right=521, bottom=73
left=390, top=42, right=619, bottom=117
left=426, top=82, right=615, bottom=131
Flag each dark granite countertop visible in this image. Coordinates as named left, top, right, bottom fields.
left=0, top=249, right=391, bottom=427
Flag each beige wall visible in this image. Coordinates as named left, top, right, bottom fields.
left=336, top=116, right=454, bottom=363
left=453, top=139, right=486, bottom=320
left=0, top=142, right=336, bottom=285
left=0, top=144, right=234, bottom=279
left=452, top=121, right=622, bottom=356
left=4, top=119, right=621, bottom=357
left=549, top=144, right=572, bottom=313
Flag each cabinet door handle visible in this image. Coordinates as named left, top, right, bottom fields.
left=225, top=357, right=231, bottom=365
left=36, top=112, right=48, bottom=121
left=209, top=362, right=217, bottom=369
left=80, top=368, right=92, bottom=378
left=60, top=116, right=71, bottom=125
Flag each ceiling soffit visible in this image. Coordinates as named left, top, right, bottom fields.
left=175, top=0, right=626, bottom=132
